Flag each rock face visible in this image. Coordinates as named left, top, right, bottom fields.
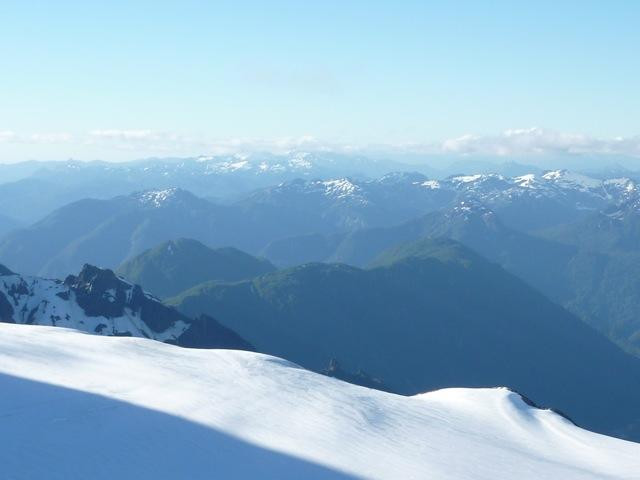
left=0, top=263, right=252, bottom=350
left=64, top=265, right=178, bottom=334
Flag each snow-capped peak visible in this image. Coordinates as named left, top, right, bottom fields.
left=193, top=152, right=319, bottom=175
left=288, top=152, right=313, bottom=169
left=514, top=173, right=538, bottom=188
left=452, top=199, right=493, bottom=213
left=447, top=173, right=508, bottom=187
left=421, top=179, right=441, bottom=189
left=541, top=170, right=602, bottom=190
left=135, top=188, right=183, bottom=207
left=321, top=178, right=360, bottom=198
left=452, top=174, right=485, bottom=183
left=129, top=188, right=206, bottom=210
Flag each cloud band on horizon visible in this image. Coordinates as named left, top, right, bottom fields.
left=0, top=128, right=639, bottom=159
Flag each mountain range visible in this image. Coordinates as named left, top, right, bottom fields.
left=3, top=165, right=640, bottom=358
left=0, top=153, right=423, bottom=223
left=3, top=158, right=640, bottom=475
left=1, top=168, right=638, bottom=278
left=1, top=157, right=635, bottom=227
left=2, top=165, right=640, bottom=426
left=262, top=197, right=640, bottom=355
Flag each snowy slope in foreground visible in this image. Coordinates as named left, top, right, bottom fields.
left=1, top=324, right=639, bottom=480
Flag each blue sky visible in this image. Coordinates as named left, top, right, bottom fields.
left=1, top=1, right=639, bottom=161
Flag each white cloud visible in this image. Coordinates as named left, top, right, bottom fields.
left=205, top=135, right=335, bottom=155
left=0, top=131, right=17, bottom=143
left=87, top=129, right=202, bottom=152
left=1, top=127, right=639, bottom=159
left=439, top=127, right=640, bottom=157
left=28, top=133, right=73, bottom=143
left=0, top=131, right=72, bottom=144
left=87, top=131, right=342, bottom=155
left=90, top=129, right=162, bottom=141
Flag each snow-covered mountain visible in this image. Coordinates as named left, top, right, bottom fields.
left=130, top=169, right=636, bottom=232
left=244, top=169, right=637, bottom=213
left=129, top=186, right=212, bottom=209
left=444, top=169, right=637, bottom=206
left=191, top=151, right=409, bottom=178
left=1, top=322, right=638, bottom=480
left=0, top=153, right=415, bottom=183
left=1, top=154, right=637, bottom=226
left=238, top=169, right=638, bottom=237
left=236, top=172, right=456, bottom=232
left=0, top=263, right=252, bottom=349
left=0, top=153, right=416, bottom=222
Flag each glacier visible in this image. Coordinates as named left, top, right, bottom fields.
left=0, top=323, right=638, bottom=479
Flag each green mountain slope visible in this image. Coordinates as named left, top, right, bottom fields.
left=264, top=203, right=640, bottom=355
left=117, top=238, right=276, bottom=298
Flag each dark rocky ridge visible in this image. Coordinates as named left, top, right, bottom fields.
left=0, top=263, right=253, bottom=351
left=65, top=265, right=176, bottom=333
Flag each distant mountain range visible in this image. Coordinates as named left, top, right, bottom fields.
left=262, top=198, right=640, bottom=355
left=0, top=153, right=427, bottom=223
left=1, top=168, right=637, bottom=278
left=419, top=170, right=637, bottom=232
left=3, top=165, right=640, bottom=359
left=245, top=169, right=639, bottom=235
left=168, top=237, right=640, bottom=440
left=0, top=262, right=252, bottom=350
left=1, top=154, right=637, bottom=225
